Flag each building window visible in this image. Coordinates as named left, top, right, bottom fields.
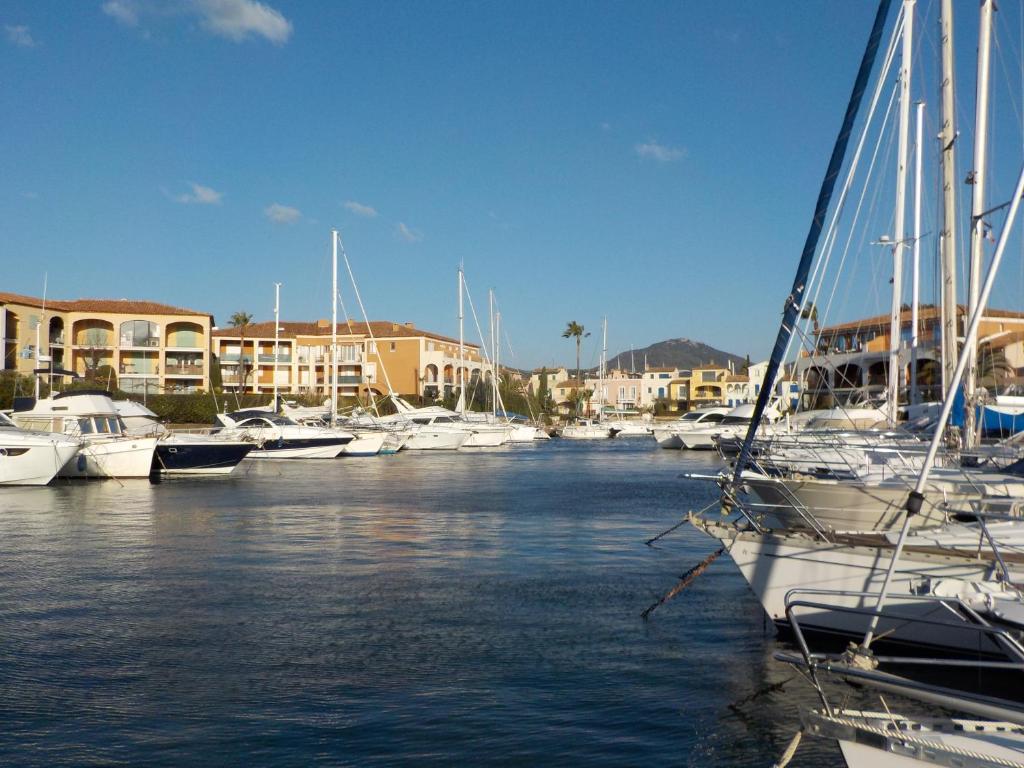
left=120, top=320, right=160, bottom=348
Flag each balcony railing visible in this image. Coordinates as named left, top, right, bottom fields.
left=120, top=365, right=158, bottom=375
left=49, top=335, right=65, bottom=346
left=165, top=364, right=204, bottom=376
left=258, top=354, right=292, bottom=363
left=121, top=338, right=160, bottom=348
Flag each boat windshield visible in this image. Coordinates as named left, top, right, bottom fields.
left=680, top=412, right=703, bottom=421
left=720, top=416, right=751, bottom=425
left=699, top=413, right=726, bottom=423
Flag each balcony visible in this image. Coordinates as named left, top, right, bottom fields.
left=219, top=354, right=252, bottom=364
left=338, top=375, right=361, bottom=385
left=165, top=364, right=204, bottom=376
left=49, top=334, right=65, bottom=346
left=258, top=354, right=292, bottom=363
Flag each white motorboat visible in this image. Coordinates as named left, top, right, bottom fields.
left=12, top=391, right=158, bottom=478
left=652, top=406, right=731, bottom=448
left=681, top=403, right=766, bottom=450
left=0, top=412, right=80, bottom=485
left=559, top=419, right=614, bottom=439
left=115, top=400, right=253, bottom=475
left=604, top=418, right=651, bottom=437
left=216, top=410, right=353, bottom=458
left=340, top=430, right=386, bottom=456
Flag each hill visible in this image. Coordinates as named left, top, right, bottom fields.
left=603, top=337, right=746, bottom=373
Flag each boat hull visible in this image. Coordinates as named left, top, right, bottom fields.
left=342, top=433, right=386, bottom=456
left=248, top=438, right=349, bottom=459
left=0, top=440, right=80, bottom=485
left=154, top=441, right=253, bottom=475
left=60, top=437, right=159, bottom=479
left=403, top=430, right=468, bottom=451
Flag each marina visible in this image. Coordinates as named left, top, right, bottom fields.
left=12, top=0, right=1024, bottom=764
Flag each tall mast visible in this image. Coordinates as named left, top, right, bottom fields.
left=489, top=289, right=495, bottom=417
left=601, top=317, right=607, bottom=417
left=331, top=229, right=338, bottom=427
left=886, top=0, right=915, bottom=424
left=458, top=265, right=465, bottom=409
left=273, top=282, right=281, bottom=411
left=938, top=0, right=959, bottom=398
left=35, top=273, right=46, bottom=399
left=495, top=309, right=501, bottom=418
left=964, top=0, right=995, bottom=449
left=910, top=101, right=924, bottom=405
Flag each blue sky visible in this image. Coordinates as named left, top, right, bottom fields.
left=3, top=1, right=1022, bottom=370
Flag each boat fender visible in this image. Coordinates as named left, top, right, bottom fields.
left=904, top=490, right=925, bottom=517
left=77, top=454, right=87, bottom=471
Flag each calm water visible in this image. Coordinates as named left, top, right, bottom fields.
left=0, top=440, right=843, bottom=766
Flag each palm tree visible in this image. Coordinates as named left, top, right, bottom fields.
left=229, top=311, right=254, bottom=392
left=562, top=321, right=590, bottom=387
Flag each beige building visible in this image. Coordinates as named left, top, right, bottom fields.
left=212, top=319, right=484, bottom=399
left=1, top=291, right=213, bottom=394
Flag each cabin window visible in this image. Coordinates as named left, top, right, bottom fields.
left=107, top=417, right=120, bottom=434
left=78, top=418, right=95, bottom=434
left=94, top=418, right=110, bottom=434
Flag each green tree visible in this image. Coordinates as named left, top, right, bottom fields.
left=229, top=311, right=254, bottom=392
left=561, top=321, right=590, bottom=388
left=538, top=368, right=550, bottom=414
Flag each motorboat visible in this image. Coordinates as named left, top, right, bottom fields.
left=115, top=400, right=253, bottom=475
left=559, top=419, right=614, bottom=439
left=0, top=412, right=80, bottom=485
left=12, top=391, right=158, bottom=478
left=215, top=410, right=353, bottom=458
left=652, top=406, right=731, bottom=448
left=681, top=403, right=767, bottom=450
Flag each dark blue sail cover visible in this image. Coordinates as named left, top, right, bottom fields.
left=732, top=0, right=894, bottom=485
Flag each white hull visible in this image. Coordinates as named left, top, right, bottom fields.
left=560, top=425, right=613, bottom=439
left=403, top=430, right=469, bottom=451
left=696, top=519, right=1008, bottom=654
left=0, top=439, right=80, bottom=485
left=342, top=433, right=386, bottom=456
left=507, top=425, right=539, bottom=443
left=652, top=428, right=684, bottom=449
left=461, top=427, right=509, bottom=447
left=59, top=437, right=158, bottom=479
left=248, top=443, right=346, bottom=459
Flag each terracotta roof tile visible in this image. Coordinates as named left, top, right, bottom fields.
left=211, top=319, right=478, bottom=348
left=0, top=291, right=210, bottom=317
left=818, top=305, right=1024, bottom=334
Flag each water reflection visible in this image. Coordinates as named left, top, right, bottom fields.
left=0, top=441, right=840, bottom=765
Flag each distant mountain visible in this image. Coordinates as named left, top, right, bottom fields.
left=602, top=337, right=747, bottom=374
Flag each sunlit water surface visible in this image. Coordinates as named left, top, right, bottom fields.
left=0, top=440, right=843, bottom=766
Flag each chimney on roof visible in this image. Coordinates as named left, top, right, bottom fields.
left=317, top=319, right=329, bottom=328
left=391, top=322, right=399, bottom=332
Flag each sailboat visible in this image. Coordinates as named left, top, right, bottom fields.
left=560, top=318, right=615, bottom=439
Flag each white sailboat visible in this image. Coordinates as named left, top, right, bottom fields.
left=560, top=318, right=615, bottom=440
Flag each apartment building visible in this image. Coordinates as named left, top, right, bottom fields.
left=211, top=319, right=484, bottom=399
left=1, top=291, right=214, bottom=394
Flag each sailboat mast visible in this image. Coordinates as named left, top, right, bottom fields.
left=886, top=0, right=915, bottom=424
left=601, top=317, right=607, bottom=417
left=273, top=282, right=281, bottom=411
left=964, top=0, right=995, bottom=449
left=458, top=266, right=465, bottom=405
left=939, top=0, right=959, bottom=398
left=489, top=289, right=495, bottom=417
left=910, top=101, right=923, bottom=405
left=331, top=229, right=338, bottom=427
left=495, top=309, right=501, bottom=418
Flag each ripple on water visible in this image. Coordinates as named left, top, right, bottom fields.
left=0, top=441, right=841, bottom=766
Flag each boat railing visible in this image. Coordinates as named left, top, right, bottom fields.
left=784, top=594, right=1024, bottom=665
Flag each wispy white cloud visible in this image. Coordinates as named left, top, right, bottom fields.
left=195, top=0, right=292, bottom=44
left=5, top=24, right=36, bottom=47
left=101, top=0, right=292, bottom=44
left=343, top=200, right=378, bottom=218
left=172, top=182, right=223, bottom=205
left=634, top=139, right=686, bottom=163
left=264, top=202, right=301, bottom=224
left=600, top=121, right=612, bottom=132
left=101, top=0, right=139, bottom=26
left=21, top=191, right=39, bottom=200
left=396, top=222, right=422, bottom=243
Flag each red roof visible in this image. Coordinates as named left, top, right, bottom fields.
left=211, top=319, right=478, bottom=348
left=0, top=291, right=209, bottom=317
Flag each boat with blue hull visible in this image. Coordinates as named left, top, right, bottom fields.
left=115, top=400, right=254, bottom=475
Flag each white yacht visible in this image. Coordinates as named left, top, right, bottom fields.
left=0, top=412, right=81, bottom=485
left=680, top=403, right=764, bottom=450
left=559, top=419, right=614, bottom=439
left=12, top=391, right=158, bottom=478
left=215, top=410, right=353, bottom=459
left=652, top=406, right=731, bottom=448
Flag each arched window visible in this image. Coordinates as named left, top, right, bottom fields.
left=120, top=320, right=159, bottom=348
